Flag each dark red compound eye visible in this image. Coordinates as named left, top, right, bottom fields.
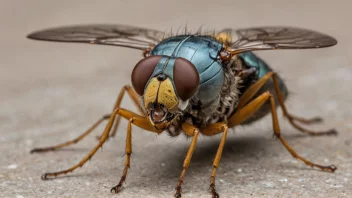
left=131, top=55, right=162, bottom=95
left=173, top=58, right=200, bottom=100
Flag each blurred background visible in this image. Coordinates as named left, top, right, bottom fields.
left=0, top=0, right=351, bottom=197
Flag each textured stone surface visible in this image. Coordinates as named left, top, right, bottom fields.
left=1, top=0, right=351, bottom=197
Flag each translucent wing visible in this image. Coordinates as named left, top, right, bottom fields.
left=218, top=27, right=337, bottom=54
left=27, top=24, right=166, bottom=50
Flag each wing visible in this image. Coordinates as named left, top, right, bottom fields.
left=217, top=27, right=337, bottom=54
left=27, top=24, right=166, bottom=50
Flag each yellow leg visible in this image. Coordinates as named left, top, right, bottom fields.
left=200, top=123, right=228, bottom=198
left=237, top=71, right=337, bottom=136
left=230, top=91, right=336, bottom=172
left=30, top=114, right=110, bottom=153
left=98, top=85, right=144, bottom=139
left=111, top=114, right=161, bottom=193
left=41, top=108, right=161, bottom=180
left=31, top=85, right=143, bottom=153
left=109, top=85, right=144, bottom=138
left=174, top=123, right=199, bottom=198
left=110, top=117, right=133, bottom=193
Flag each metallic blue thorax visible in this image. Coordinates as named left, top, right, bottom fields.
left=151, top=35, right=224, bottom=105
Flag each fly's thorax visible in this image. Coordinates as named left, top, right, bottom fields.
left=131, top=55, right=200, bottom=130
left=151, top=35, right=225, bottom=108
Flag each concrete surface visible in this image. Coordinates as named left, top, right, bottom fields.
left=1, top=0, right=351, bottom=197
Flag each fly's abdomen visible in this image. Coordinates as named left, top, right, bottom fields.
left=239, top=52, right=288, bottom=125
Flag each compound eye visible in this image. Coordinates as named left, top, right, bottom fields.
left=173, top=58, right=200, bottom=100
left=131, top=55, right=162, bottom=95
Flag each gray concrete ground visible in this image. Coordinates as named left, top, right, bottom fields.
left=1, top=0, right=351, bottom=197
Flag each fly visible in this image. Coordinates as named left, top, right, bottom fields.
left=27, top=24, right=338, bottom=198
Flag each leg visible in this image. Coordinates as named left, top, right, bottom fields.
left=109, top=85, right=144, bottom=138
left=271, top=75, right=336, bottom=135
left=110, top=113, right=162, bottom=193
left=30, top=114, right=110, bottom=153
left=201, top=123, right=229, bottom=198
left=174, top=123, right=199, bottom=198
left=31, top=85, right=142, bottom=154
left=229, top=91, right=336, bottom=172
left=41, top=108, right=161, bottom=179
left=237, top=71, right=337, bottom=136
left=110, top=118, right=134, bottom=193
left=110, top=117, right=133, bottom=193
left=99, top=85, right=144, bottom=139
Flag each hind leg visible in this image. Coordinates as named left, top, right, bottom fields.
left=229, top=91, right=336, bottom=172
left=237, top=71, right=337, bottom=136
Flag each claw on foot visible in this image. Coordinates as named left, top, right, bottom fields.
left=325, top=129, right=338, bottom=136
left=110, top=184, right=123, bottom=194
left=212, top=192, right=219, bottom=198
left=210, top=184, right=219, bottom=198
left=174, top=186, right=182, bottom=198
left=323, top=165, right=337, bottom=173
left=41, top=174, right=48, bottom=180
left=41, top=173, right=58, bottom=180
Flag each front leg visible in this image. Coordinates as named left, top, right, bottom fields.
left=201, top=123, right=229, bottom=198
left=98, top=85, right=145, bottom=140
left=174, top=123, right=200, bottom=198
left=111, top=113, right=162, bottom=194
left=110, top=117, right=134, bottom=193
left=109, top=85, right=145, bottom=138
left=41, top=108, right=161, bottom=180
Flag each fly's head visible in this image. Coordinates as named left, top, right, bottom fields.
left=131, top=55, right=199, bottom=130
